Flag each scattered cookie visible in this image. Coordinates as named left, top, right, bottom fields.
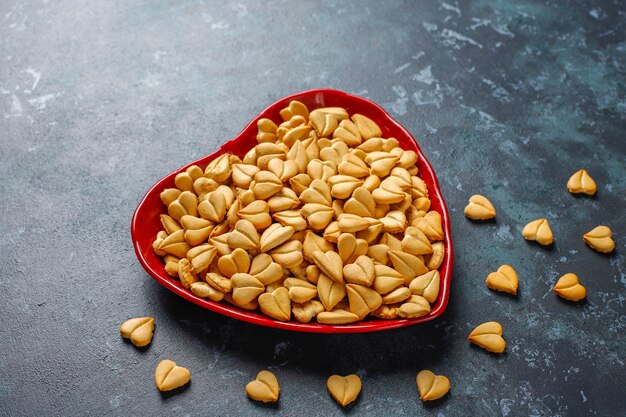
left=468, top=321, right=506, bottom=353
left=464, top=195, right=496, bottom=220
left=485, top=265, right=518, bottom=295
left=246, top=370, right=280, bottom=403
left=119, top=317, right=155, bottom=347
left=327, top=374, right=362, bottom=406
left=416, top=370, right=450, bottom=401
left=554, top=273, right=586, bottom=302
left=583, top=225, right=615, bottom=254
left=567, top=169, right=597, bottom=195
left=522, top=218, right=553, bottom=245
left=155, top=359, right=190, bottom=392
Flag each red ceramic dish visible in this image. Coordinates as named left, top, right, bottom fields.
left=131, top=89, right=453, bottom=333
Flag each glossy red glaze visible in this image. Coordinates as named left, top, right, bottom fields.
left=131, top=89, right=453, bottom=333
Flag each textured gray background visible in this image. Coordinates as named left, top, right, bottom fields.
left=1, top=1, right=625, bottom=416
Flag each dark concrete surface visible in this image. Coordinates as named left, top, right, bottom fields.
left=1, top=1, right=625, bottom=416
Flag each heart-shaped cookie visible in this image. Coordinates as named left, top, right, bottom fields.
left=343, top=255, right=375, bottom=286
left=358, top=137, right=383, bottom=152
left=231, top=273, right=265, bottom=306
left=187, top=244, right=217, bottom=274
left=373, top=265, right=405, bottom=295
left=337, top=233, right=368, bottom=265
left=168, top=191, right=198, bottom=221
left=227, top=219, right=260, bottom=251
left=269, top=240, right=303, bottom=269
left=333, top=119, right=362, bottom=146
left=259, top=223, right=295, bottom=253
left=567, top=169, right=596, bottom=195
left=397, top=294, right=430, bottom=318
left=365, top=151, right=399, bottom=177
left=311, top=107, right=348, bottom=138
left=280, top=99, right=309, bottom=122
left=338, top=153, right=369, bottom=178
left=409, top=270, right=440, bottom=303
left=217, top=248, right=250, bottom=278
left=401, top=226, right=433, bottom=256
left=251, top=170, right=283, bottom=200
left=255, top=142, right=287, bottom=170
left=372, top=176, right=405, bottom=204
left=173, top=164, right=203, bottom=191
left=468, top=321, right=506, bottom=353
left=317, top=273, right=347, bottom=311
left=388, top=166, right=411, bottom=188
left=190, top=281, right=224, bottom=302
left=352, top=114, right=382, bottom=139
left=158, top=229, right=191, bottom=258
left=301, top=203, right=334, bottom=231
left=232, top=163, right=260, bottom=188
left=197, top=190, right=227, bottom=223
left=486, top=265, right=518, bottom=295
left=249, top=253, right=283, bottom=285
left=267, top=187, right=300, bottom=212
left=180, top=215, right=214, bottom=246
left=285, top=140, right=309, bottom=174
left=268, top=158, right=298, bottom=182
left=192, top=177, right=219, bottom=199
left=554, top=273, right=586, bottom=302
left=329, top=172, right=362, bottom=196
left=237, top=200, right=272, bottom=230
left=416, top=370, right=450, bottom=401
left=272, top=210, right=307, bottom=231
left=302, top=231, right=333, bottom=262
left=120, top=317, right=155, bottom=347
left=246, top=370, right=280, bottom=403
left=583, top=225, right=615, bottom=253
left=312, top=250, right=344, bottom=284
left=382, top=286, right=411, bottom=304
left=343, top=187, right=375, bottom=217
left=258, top=287, right=291, bottom=321
left=326, top=374, right=362, bottom=406
left=283, top=278, right=318, bottom=303
left=256, top=118, right=278, bottom=143
left=337, top=213, right=371, bottom=233
left=320, top=141, right=350, bottom=167
left=425, top=240, right=443, bottom=271
left=205, top=154, right=233, bottom=182
left=463, top=194, right=496, bottom=220
left=522, top=218, right=553, bottom=245
left=155, top=359, right=190, bottom=392
left=299, top=179, right=332, bottom=206
left=389, top=251, right=428, bottom=284
left=380, top=210, right=407, bottom=233
left=307, top=159, right=336, bottom=182
left=159, top=214, right=182, bottom=234
left=317, top=308, right=360, bottom=324
left=413, top=211, right=444, bottom=242
left=346, top=284, right=383, bottom=319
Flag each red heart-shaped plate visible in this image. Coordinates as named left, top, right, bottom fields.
left=131, top=89, right=453, bottom=333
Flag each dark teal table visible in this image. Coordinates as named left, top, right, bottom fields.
left=1, top=1, right=624, bottom=416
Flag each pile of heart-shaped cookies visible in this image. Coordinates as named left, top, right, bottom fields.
left=151, top=100, right=447, bottom=324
